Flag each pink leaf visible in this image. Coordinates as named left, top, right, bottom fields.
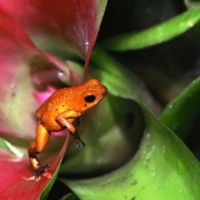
left=33, top=86, right=56, bottom=104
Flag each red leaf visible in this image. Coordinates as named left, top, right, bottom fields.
left=0, top=134, right=70, bottom=199
left=0, top=1, right=97, bottom=55
left=0, top=0, right=107, bottom=197
left=0, top=0, right=107, bottom=72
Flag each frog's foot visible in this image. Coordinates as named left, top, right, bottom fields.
left=73, top=131, right=86, bottom=148
left=35, top=163, right=51, bottom=179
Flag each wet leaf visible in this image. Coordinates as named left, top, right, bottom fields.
left=103, top=5, right=200, bottom=51
left=159, top=77, right=200, bottom=138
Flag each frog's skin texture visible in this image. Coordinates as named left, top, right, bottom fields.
left=28, top=79, right=107, bottom=178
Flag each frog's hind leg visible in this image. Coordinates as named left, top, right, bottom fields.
left=28, top=122, right=51, bottom=178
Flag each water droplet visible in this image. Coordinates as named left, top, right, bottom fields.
left=177, top=159, right=187, bottom=174
left=162, top=146, right=165, bottom=154
left=187, top=21, right=194, bottom=27
left=57, top=70, right=64, bottom=78
left=85, top=41, right=89, bottom=52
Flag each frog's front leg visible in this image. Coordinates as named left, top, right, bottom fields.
left=56, top=110, right=86, bottom=148
left=28, top=122, right=51, bottom=178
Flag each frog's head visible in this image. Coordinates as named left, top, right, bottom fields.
left=79, top=79, right=107, bottom=112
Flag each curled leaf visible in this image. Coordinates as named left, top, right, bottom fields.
left=103, top=5, right=200, bottom=51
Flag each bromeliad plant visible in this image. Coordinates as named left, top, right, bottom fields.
left=0, top=0, right=107, bottom=199
left=1, top=0, right=200, bottom=199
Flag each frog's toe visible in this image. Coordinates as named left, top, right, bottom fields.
left=35, top=163, right=51, bottom=179
left=73, top=131, right=86, bottom=148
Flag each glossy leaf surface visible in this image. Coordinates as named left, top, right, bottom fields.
left=61, top=49, right=200, bottom=200
left=103, top=5, right=200, bottom=51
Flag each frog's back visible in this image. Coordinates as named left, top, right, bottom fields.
left=36, top=87, right=71, bottom=120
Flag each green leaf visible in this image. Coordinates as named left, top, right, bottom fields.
left=0, top=137, right=13, bottom=151
left=0, top=138, right=24, bottom=157
left=59, top=47, right=159, bottom=176
left=62, top=103, right=200, bottom=200
left=60, top=94, right=145, bottom=176
left=103, top=5, right=200, bottom=51
left=60, top=49, right=200, bottom=199
left=91, top=47, right=157, bottom=108
left=159, top=77, right=200, bottom=139
left=60, top=193, right=79, bottom=200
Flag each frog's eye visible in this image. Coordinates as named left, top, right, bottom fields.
left=84, top=95, right=96, bottom=103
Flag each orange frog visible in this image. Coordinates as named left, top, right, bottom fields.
left=28, top=79, right=107, bottom=178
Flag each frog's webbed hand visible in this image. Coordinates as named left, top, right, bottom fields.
left=56, top=111, right=86, bottom=148
left=73, top=131, right=86, bottom=148
left=28, top=122, right=51, bottom=179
